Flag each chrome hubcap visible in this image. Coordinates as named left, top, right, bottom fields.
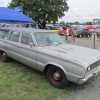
left=53, top=72, right=60, bottom=80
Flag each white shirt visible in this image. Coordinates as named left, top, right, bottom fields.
left=66, top=29, right=69, bottom=35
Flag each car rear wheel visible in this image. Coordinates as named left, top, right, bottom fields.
left=0, top=51, right=10, bottom=62
left=47, top=66, right=69, bottom=88
left=87, top=34, right=90, bottom=37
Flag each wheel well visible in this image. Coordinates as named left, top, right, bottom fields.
left=43, top=64, right=52, bottom=74
left=43, top=64, right=63, bottom=74
left=43, top=64, right=65, bottom=74
left=0, top=50, right=6, bottom=55
left=0, top=50, right=3, bottom=55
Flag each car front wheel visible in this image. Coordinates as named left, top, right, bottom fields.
left=0, top=51, right=10, bottom=62
left=79, top=34, right=82, bottom=38
left=47, top=66, right=69, bottom=88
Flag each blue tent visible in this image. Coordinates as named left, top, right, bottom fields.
left=0, top=7, right=34, bottom=23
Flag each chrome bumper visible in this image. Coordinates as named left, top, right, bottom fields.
left=78, top=65, right=100, bottom=85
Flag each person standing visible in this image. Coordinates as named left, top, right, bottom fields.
left=69, top=27, right=72, bottom=36
left=65, top=27, right=69, bottom=43
left=70, top=29, right=77, bottom=45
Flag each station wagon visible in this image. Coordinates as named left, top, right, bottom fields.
left=0, top=27, right=100, bottom=88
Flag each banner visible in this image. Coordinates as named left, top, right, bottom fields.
left=11, top=6, right=23, bottom=12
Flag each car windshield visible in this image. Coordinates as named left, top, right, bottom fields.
left=73, top=27, right=82, bottom=30
left=34, top=32, right=65, bottom=46
left=78, top=27, right=83, bottom=30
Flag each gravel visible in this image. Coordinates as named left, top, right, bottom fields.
left=71, top=39, right=100, bottom=100
left=72, top=74, right=100, bottom=100
left=59, top=36, right=100, bottom=100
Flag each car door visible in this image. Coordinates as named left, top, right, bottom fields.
left=5, top=31, right=21, bottom=60
left=17, top=32, right=37, bottom=69
left=0, top=30, right=9, bottom=50
left=82, top=29, right=89, bottom=36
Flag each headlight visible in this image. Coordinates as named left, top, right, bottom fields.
left=87, top=66, right=91, bottom=71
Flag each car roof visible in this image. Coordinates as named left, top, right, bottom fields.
left=0, top=27, right=53, bottom=33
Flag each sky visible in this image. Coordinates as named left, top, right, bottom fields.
left=0, top=0, right=100, bottom=23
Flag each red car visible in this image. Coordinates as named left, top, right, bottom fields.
left=59, top=26, right=72, bottom=35
left=86, top=25, right=95, bottom=35
left=95, top=28, right=100, bottom=36
left=59, top=26, right=66, bottom=35
left=89, top=29, right=95, bottom=34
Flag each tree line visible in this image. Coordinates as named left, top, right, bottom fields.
left=60, top=21, right=93, bottom=25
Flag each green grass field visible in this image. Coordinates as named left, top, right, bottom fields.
left=77, top=36, right=100, bottom=42
left=0, top=60, right=92, bottom=100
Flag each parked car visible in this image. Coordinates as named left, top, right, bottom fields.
left=94, top=28, right=100, bottom=36
left=46, top=26, right=60, bottom=34
left=53, top=24, right=60, bottom=28
left=59, top=26, right=67, bottom=35
left=59, top=26, right=72, bottom=36
left=0, top=27, right=100, bottom=88
left=72, top=26, right=91, bottom=37
left=85, top=25, right=95, bottom=34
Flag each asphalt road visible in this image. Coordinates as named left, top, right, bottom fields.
left=60, top=35, right=100, bottom=50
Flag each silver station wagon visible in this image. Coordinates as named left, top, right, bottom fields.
left=0, top=27, right=100, bottom=88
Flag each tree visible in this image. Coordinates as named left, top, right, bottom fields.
left=74, top=21, right=80, bottom=25
left=8, top=0, right=69, bottom=28
left=60, top=21, right=65, bottom=24
left=86, top=21, right=93, bottom=25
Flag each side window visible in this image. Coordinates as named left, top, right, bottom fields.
left=4, top=31, right=11, bottom=39
left=21, top=33, right=30, bottom=45
left=9, top=31, right=20, bottom=42
left=0, top=31, right=6, bottom=38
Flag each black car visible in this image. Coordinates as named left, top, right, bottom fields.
left=72, top=26, right=91, bottom=38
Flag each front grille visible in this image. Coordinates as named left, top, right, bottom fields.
left=90, top=60, right=100, bottom=70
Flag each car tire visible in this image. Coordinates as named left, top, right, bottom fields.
left=87, top=34, right=90, bottom=37
left=0, top=51, right=10, bottom=62
left=47, top=66, right=69, bottom=88
left=79, top=34, right=82, bottom=38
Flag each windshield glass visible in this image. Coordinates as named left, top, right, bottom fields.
left=34, top=32, right=65, bottom=46
left=73, top=27, right=82, bottom=30
left=78, top=27, right=83, bottom=30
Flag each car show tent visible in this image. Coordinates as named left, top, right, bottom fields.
left=0, top=7, right=34, bottom=23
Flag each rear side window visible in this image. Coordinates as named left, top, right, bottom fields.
left=0, top=30, right=10, bottom=39
left=9, top=31, right=20, bottom=42
left=0, top=31, right=5, bottom=38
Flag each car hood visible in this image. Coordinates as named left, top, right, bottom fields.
left=38, top=44, right=100, bottom=68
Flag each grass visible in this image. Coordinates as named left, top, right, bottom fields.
left=77, top=36, right=100, bottom=42
left=0, top=60, right=98, bottom=100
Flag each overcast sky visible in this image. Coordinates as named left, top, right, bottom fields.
left=59, top=0, right=100, bottom=23
left=0, top=0, right=100, bottom=23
